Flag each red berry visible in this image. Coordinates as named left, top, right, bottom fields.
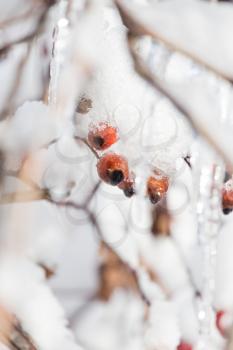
left=216, top=310, right=226, bottom=337
left=177, top=342, right=192, bottom=350
left=118, top=172, right=135, bottom=197
left=222, top=180, right=233, bottom=214
left=147, top=172, right=169, bottom=204
left=97, top=153, right=129, bottom=186
left=88, top=122, right=118, bottom=151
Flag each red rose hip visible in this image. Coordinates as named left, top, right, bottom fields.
left=88, top=122, right=118, bottom=151
left=222, top=179, right=233, bottom=214
left=147, top=172, right=169, bottom=204
left=97, top=153, right=129, bottom=186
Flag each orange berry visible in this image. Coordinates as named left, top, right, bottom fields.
left=147, top=172, right=169, bottom=204
left=97, top=153, right=129, bottom=186
left=88, top=122, right=118, bottom=151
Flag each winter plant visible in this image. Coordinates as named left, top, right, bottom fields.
left=1, top=0, right=233, bottom=349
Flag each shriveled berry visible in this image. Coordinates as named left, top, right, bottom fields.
left=118, top=172, right=136, bottom=198
left=124, top=187, right=135, bottom=198
left=177, top=342, right=192, bottom=350
left=88, top=122, right=118, bottom=151
left=97, top=153, right=129, bottom=186
left=147, top=172, right=169, bottom=204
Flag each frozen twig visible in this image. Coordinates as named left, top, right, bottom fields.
left=121, top=31, right=233, bottom=173
left=0, top=2, right=52, bottom=120
left=116, top=0, right=233, bottom=81
left=0, top=2, right=51, bottom=53
left=74, top=136, right=100, bottom=159
left=47, top=190, right=151, bottom=307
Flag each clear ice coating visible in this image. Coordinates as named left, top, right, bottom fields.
left=193, top=141, right=224, bottom=349
left=48, top=0, right=70, bottom=106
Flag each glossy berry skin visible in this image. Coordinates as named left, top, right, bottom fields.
left=177, top=342, right=192, bottom=350
left=97, top=153, right=129, bottom=186
left=118, top=172, right=135, bottom=198
left=147, top=173, right=169, bottom=204
left=88, top=122, right=118, bottom=151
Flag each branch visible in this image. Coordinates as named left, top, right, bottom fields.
left=0, top=1, right=52, bottom=120
left=0, top=189, right=48, bottom=205
left=123, top=32, right=233, bottom=173
left=74, top=136, right=100, bottom=159
left=47, top=191, right=151, bottom=306
left=116, top=0, right=233, bottom=82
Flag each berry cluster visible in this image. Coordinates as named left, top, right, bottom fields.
left=88, top=121, right=169, bottom=203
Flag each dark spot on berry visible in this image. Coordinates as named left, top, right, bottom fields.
left=108, top=169, right=124, bottom=185
left=149, top=192, right=162, bottom=204
left=123, top=186, right=135, bottom=198
left=93, top=136, right=104, bottom=148
left=223, top=207, right=233, bottom=215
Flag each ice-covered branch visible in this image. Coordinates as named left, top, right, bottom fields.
left=116, top=0, right=233, bottom=81
left=123, top=33, right=233, bottom=173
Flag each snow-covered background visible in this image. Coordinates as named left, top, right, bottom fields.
left=1, top=1, right=233, bottom=350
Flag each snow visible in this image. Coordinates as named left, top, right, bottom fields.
left=1, top=101, right=58, bottom=158
left=0, top=256, right=83, bottom=350
left=75, top=290, right=145, bottom=350
left=145, top=300, right=180, bottom=350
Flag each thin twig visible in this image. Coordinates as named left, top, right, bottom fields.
left=183, top=155, right=192, bottom=169
left=0, top=2, right=51, bottom=120
left=48, top=192, right=151, bottom=306
left=74, top=136, right=100, bottom=159
left=83, top=180, right=101, bottom=206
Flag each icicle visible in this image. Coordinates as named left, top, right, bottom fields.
left=193, top=67, right=233, bottom=349
left=48, top=0, right=70, bottom=106
left=192, top=142, right=224, bottom=350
